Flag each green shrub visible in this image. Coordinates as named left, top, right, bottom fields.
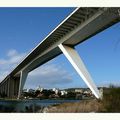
left=102, top=86, right=120, bottom=112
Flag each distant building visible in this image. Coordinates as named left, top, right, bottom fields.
left=60, top=90, right=67, bottom=96
left=75, top=89, right=83, bottom=93
left=36, top=86, right=44, bottom=92
left=52, top=88, right=59, bottom=95
left=28, top=89, right=35, bottom=93
left=83, top=89, right=92, bottom=96
left=23, top=89, right=29, bottom=93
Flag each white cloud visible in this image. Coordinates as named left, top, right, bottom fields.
left=0, top=49, right=26, bottom=66
left=25, top=63, right=73, bottom=89
left=0, top=71, right=10, bottom=80
left=0, top=59, right=7, bottom=65
left=1, top=49, right=119, bottom=89
left=0, top=49, right=26, bottom=81
left=7, top=49, right=18, bottom=57
left=0, top=49, right=73, bottom=89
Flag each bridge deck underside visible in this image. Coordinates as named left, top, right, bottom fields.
left=10, top=7, right=120, bottom=76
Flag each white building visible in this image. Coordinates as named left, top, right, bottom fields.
left=52, top=88, right=59, bottom=94
left=75, top=89, right=83, bottom=93
left=23, top=89, right=29, bottom=93
left=36, top=86, right=44, bottom=92
left=60, top=90, right=67, bottom=96
left=28, top=89, right=35, bottom=93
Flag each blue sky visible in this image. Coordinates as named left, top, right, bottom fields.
left=0, top=8, right=120, bottom=89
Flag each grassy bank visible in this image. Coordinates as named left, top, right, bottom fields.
left=44, top=99, right=101, bottom=113
left=43, top=86, right=120, bottom=113
left=101, top=86, right=120, bottom=112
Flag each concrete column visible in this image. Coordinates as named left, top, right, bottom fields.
left=58, top=44, right=101, bottom=99
left=5, top=81, right=7, bottom=96
left=2, top=84, right=4, bottom=95
left=6, top=81, right=8, bottom=97
left=0, top=86, right=1, bottom=95
left=4, top=76, right=20, bottom=98
left=11, top=78, right=14, bottom=98
left=6, top=80, right=8, bottom=97
left=14, top=78, right=16, bottom=96
left=4, top=82, right=7, bottom=96
left=1, top=86, right=3, bottom=96
left=7, top=78, right=10, bottom=97
left=0, top=86, right=2, bottom=97
left=8, top=77, right=15, bottom=98
left=3, top=84, right=5, bottom=96
left=1, top=85, right=3, bottom=96
left=0, top=86, right=1, bottom=97
left=13, top=78, right=16, bottom=98
left=18, top=70, right=28, bottom=99
left=14, top=77, right=20, bottom=97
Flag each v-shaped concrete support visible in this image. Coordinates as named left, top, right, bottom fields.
left=58, top=44, right=100, bottom=99
left=18, top=70, right=28, bottom=99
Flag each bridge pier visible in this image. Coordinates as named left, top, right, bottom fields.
left=8, top=77, right=14, bottom=98
left=1, top=85, right=3, bottom=96
left=3, top=76, right=20, bottom=98
left=0, top=76, right=20, bottom=98
left=58, top=44, right=101, bottom=99
left=14, top=77, right=20, bottom=97
left=0, top=73, right=26, bottom=99
left=4, top=81, right=7, bottom=97
left=18, top=70, right=28, bottom=99
left=7, top=79, right=10, bottom=97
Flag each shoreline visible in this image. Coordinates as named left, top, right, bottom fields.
left=41, top=99, right=100, bottom=113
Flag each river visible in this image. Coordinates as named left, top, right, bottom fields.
left=0, top=99, right=80, bottom=112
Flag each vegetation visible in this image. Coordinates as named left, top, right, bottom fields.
left=22, top=89, right=83, bottom=100
left=45, top=99, right=101, bottom=113
left=1, top=85, right=120, bottom=113
left=45, top=86, right=120, bottom=113
left=101, top=86, right=120, bottom=112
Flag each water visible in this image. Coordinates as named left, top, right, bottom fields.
left=0, top=99, right=80, bottom=112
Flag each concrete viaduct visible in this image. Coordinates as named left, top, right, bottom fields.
left=0, top=7, right=119, bottom=99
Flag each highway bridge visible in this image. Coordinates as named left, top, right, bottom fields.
left=0, top=7, right=120, bottom=99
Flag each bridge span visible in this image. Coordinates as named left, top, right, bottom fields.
left=0, top=7, right=120, bottom=99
